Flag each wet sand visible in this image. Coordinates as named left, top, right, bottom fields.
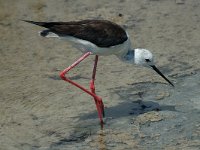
left=0, top=0, right=200, bottom=149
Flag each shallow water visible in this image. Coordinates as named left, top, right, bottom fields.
left=48, top=73, right=200, bottom=149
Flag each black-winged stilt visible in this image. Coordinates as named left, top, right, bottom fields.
left=23, top=19, right=174, bottom=128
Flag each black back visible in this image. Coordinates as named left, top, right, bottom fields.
left=23, top=20, right=128, bottom=47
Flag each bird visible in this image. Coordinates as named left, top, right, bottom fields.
left=23, top=19, right=174, bottom=128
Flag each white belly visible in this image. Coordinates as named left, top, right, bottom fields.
left=61, top=36, right=131, bottom=56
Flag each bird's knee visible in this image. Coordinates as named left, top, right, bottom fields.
left=59, top=72, right=66, bottom=80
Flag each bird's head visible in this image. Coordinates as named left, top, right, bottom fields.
left=134, top=48, right=174, bottom=86
left=134, top=48, right=154, bottom=67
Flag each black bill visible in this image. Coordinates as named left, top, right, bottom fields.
left=151, top=65, right=174, bottom=87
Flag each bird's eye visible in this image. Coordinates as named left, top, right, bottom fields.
left=145, top=59, right=150, bottom=62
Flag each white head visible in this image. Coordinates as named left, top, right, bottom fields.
left=133, top=48, right=174, bottom=86
left=134, top=48, right=154, bottom=67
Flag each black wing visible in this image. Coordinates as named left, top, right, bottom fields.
left=23, top=20, right=128, bottom=47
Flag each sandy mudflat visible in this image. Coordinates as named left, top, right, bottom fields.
left=0, top=0, right=200, bottom=149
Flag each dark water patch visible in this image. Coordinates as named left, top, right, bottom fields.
left=53, top=132, right=89, bottom=145
left=50, top=131, right=91, bottom=149
left=48, top=74, right=90, bottom=80
left=48, top=75, right=62, bottom=80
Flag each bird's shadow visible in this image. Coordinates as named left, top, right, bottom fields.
left=80, top=100, right=176, bottom=120
left=81, top=81, right=176, bottom=120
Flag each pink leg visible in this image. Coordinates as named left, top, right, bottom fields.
left=59, top=52, right=104, bottom=126
left=90, top=55, right=105, bottom=118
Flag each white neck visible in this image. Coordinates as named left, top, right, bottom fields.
left=117, top=49, right=135, bottom=64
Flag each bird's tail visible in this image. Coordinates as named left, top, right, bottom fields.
left=22, top=20, right=59, bottom=38
left=21, top=20, right=47, bottom=27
